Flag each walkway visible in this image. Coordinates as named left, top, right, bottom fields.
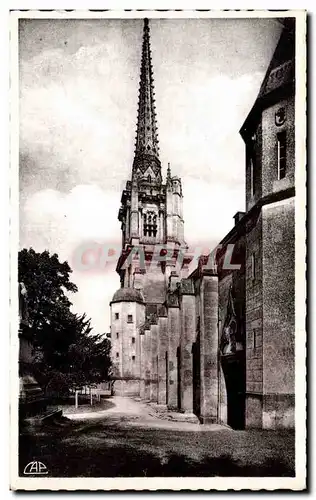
left=64, top=395, right=226, bottom=431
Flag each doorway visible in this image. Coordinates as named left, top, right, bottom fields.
left=221, top=351, right=245, bottom=429
left=192, top=333, right=201, bottom=417
left=165, top=351, right=169, bottom=405
left=176, top=346, right=181, bottom=410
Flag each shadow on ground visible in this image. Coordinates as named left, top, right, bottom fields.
left=60, top=397, right=116, bottom=415
left=19, top=417, right=295, bottom=478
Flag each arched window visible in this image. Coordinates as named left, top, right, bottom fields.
left=143, top=211, right=158, bottom=237
left=143, top=213, right=148, bottom=236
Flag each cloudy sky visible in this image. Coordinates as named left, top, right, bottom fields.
left=19, top=16, right=282, bottom=332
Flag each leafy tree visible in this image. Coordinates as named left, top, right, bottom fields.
left=18, top=248, right=112, bottom=393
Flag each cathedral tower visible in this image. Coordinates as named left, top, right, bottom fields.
left=115, top=19, right=187, bottom=303
left=110, top=19, right=188, bottom=395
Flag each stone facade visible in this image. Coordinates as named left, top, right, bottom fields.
left=109, top=19, right=295, bottom=429
left=240, top=19, right=295, bottom=429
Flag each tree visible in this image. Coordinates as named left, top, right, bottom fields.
left=18, top=248, right=112, bottom=394
left=68, top=316, right=112, bottom=389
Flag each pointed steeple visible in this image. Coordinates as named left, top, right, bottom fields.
left=166, top=162, right=171, bottom=184
left=132, top=18, right=161, bottom=184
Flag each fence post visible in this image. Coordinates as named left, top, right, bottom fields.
left=75, top=390, right=78, bottom=409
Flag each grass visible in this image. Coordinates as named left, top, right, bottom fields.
left=19, top=416, right=295, bottom=478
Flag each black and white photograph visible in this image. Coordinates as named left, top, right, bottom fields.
left=10, top=9, right=306, bottom=490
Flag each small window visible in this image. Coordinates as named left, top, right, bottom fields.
left=132, top=337, right=135, bottom=344
left=115, top=313, right=119, bottom=320
left=116, top=352, right=119, bottom=358
left=116, top=332, right=119, bottom=339
left=132, top=355, right=135, bottom=361
left=253, top=329, right=257, bottom=349
left=127, top=314, right=133, bottom=323
left=277, top=131, right=286, bottom=179
left=250, top=156, right=255, bottom=197
left=251, top=253, right=256, bottom=281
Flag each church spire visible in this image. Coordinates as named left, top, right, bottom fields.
left=167, top=162, right=171, bottom=183
left=133, top=18, right=161, bottom=184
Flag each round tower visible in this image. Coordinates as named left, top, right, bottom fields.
left=110, top=288, right=145, bottom=396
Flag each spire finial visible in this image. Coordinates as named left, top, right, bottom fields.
left=167, top=162, right=171, bottom=181
left=132, top=18, right=161, bottom=183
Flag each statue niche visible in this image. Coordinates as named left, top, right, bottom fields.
left=220, top=285, right=244, bottom=355
left=220, top=284, right=246, bottom=429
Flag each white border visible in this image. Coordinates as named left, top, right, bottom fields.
left=9, top=9, right=307, bottom=491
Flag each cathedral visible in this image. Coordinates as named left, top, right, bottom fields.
left=110, top=18, right=295, bottom=430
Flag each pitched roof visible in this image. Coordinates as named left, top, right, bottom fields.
left=240, top=19, right=295, bottom=138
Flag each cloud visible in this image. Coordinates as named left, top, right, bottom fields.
left=21, top=184, right=121, bottom=331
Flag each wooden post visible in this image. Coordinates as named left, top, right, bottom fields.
left=75, top=390, right=78, bottom=409
left=90, top=388, right=93, bottom=406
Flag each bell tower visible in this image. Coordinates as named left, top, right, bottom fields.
left=116, top=19, right=188, bottom=305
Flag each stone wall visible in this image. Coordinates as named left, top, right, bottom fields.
left=111, top=300, right=145, bottom=396
left=246, top=121, right=263, bottom=213
left=167, top=306, right=181, bottom=410
left=179, top=280, right=196, bottom=414
left=262, top=197, right=295, bottom=428
left=157, top=308, right=168, bottom=405
left=261, top=95, right=295, bottom=198
left=199, top=274, right=219, bottom=424
left=245, top=210, right=263, bottom=427
left=141, top=261, right=167, bottom=304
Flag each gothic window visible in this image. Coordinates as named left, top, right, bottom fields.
left=116, top=352, right=119, bottom=358
left=250, top=156, right=255, bottom=197
left=116, top=332, right=119, bottom=339
left=247, top=136, right=256, bottom=198
left=251, top=253, right=256, bottom=281
left=153, top=215, right=157, bottom=236
left=132, top=337, right=135, bottom=344
left=143, top=213, right=147, bottom=236
left=143, top=211, right=158, bottom=237
left=148, top=214, right=152, bottom=236
left=115, top=313, right=119, bottom=320
left=277, top=131, right=286, bottom=179
left=253, top=329, right=257, bottom=349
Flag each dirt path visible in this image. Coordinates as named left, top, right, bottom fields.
left=64, top=396, right=227, bottom=432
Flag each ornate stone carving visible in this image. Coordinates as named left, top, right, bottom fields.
left=179, top=278, right=195, bottom=296
left=158, top=304, right=168, bottom=317
left=220, top=285, right=244, bottom=355
left=275, top=107, right=286, bottom=126
left=166, top=290, right=179, bottom=308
